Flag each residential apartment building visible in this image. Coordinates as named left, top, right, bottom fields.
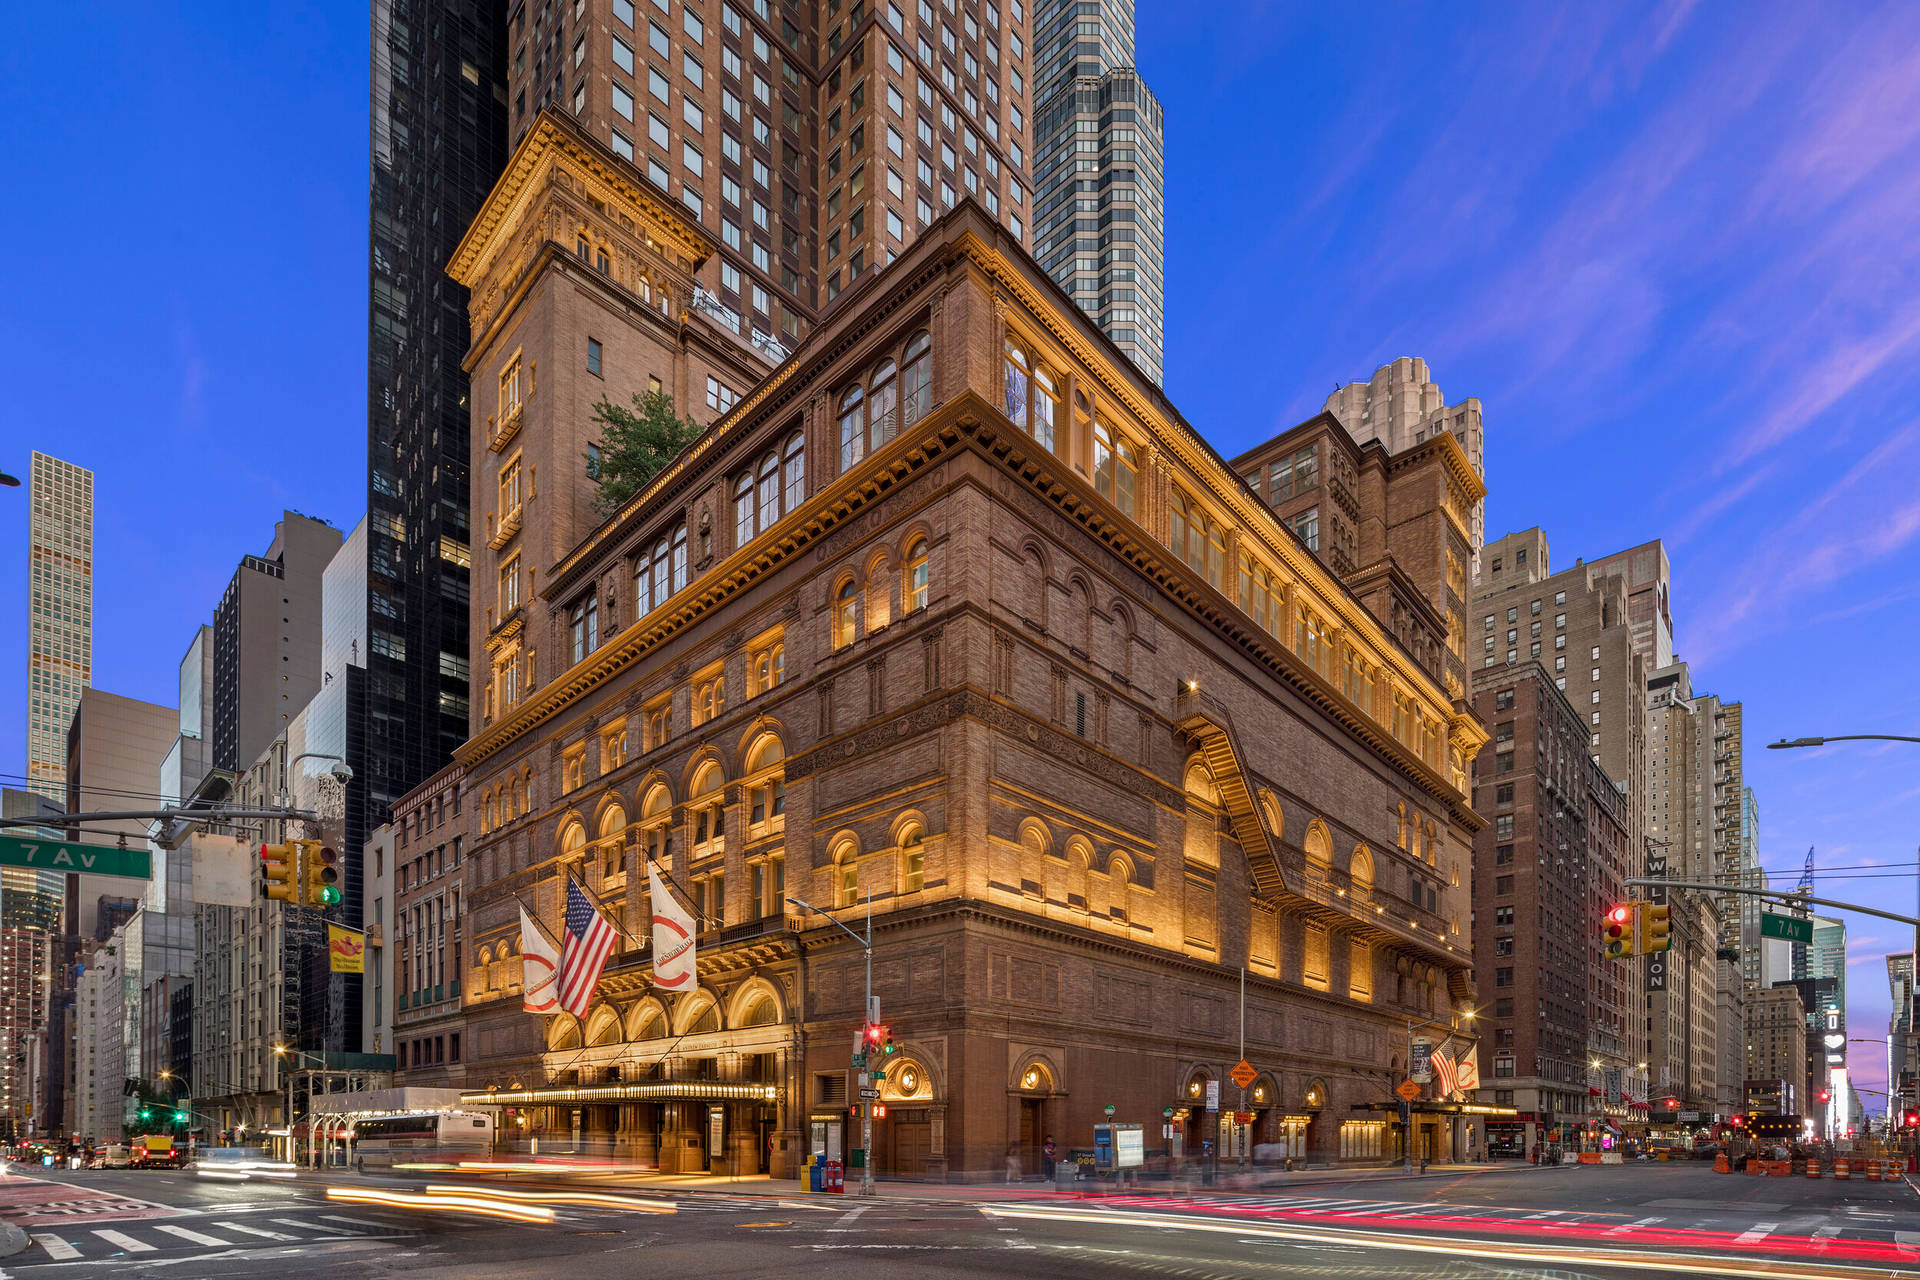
left=1888, top=953, right=1913, bottom=1120
left=1324, top=360, right=1486, bottom=564
left=72, top=934, right=123, bottom=1145
left=363, top=823, right=397, bottom=1058
left=1474, top=530, right=1656, bottom=1106
left=25, top=451, right=94, bottom=805
left=370, top=0, right=507, bottom=854
left=1030, top=0, right=1165, bottom=382
left=390, top=764, right=471, bottom=1084
left=211, top=513, right=341, bottom=775
left=0, top=922, right=53, bottom=1141
left=1469, top=661, right=1605, bottom=1148
left=1744, top=982, right=1806, bottom=1114
left=0, top=790, right=62, bottom=1140
left=446, top=186, right=1488, bottom=1177
left=514, top=0, right=1036, bottom=360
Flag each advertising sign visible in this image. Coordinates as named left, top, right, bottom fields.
left=1410, top=1037, right=1434, bottom=1083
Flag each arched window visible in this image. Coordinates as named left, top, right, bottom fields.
left=637, top=523, right=688, bottom=620
left=1032, top=366, right=1058, bottom=452
left=868, top=357, right=898, bottom=453
left=641, top=783, right=672, bottom=868
left=782, top=431, right=805, bottom=511
left=1304, top=821, right=1332, bottom=875
left=671, top=523, right=688, bottom=594
left=587, top=1008, right=621, bottom=1046
left=900, top=331, right=931, bottom=425
left=1093, top=418, right=1138, bottom=519
left=738, top=992, right=780, bottom=1027
left=1003, top=341, right=1030, bottom=428
left=1349, top=844, right=1374, bottom=901
left=744, top=733, right=785, bottom=835
left=560, top=821, right=587, bottom=862
left=689, top=762, right=725, bottom=860
left=834, top=840, right=859, bottom=909
left=732, top=471, right=754, bottom=547
left=833, top=579, right=859, bottom=650
left=838, top=385, right=866, bottom=472
left=904, top=538, right=929, bottom=613
left=1170, top=489, right=1225, bottom=589
left=684, top=999, right=721, bottom=1035
left=752, top=642, right=785, bottom=694
left=599, top=805, right=628, bottom=883
left=899, top=822, right=925, bottom=893
left=756, top=449, right=780, bottom=532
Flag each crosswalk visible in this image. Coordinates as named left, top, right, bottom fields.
left=26, top=1213, right=411, bottom=1261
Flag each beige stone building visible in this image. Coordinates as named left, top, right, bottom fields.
left=1744, top=983, right=1808, bottom=1114
left=1324, top=359, right=1485, bottom=565
left=438, top=115, right=1489, bottom=1178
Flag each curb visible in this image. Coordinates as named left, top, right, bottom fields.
left=0, top=1221, right=29, bottom=1259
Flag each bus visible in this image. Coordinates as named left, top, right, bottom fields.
left=349, top=1111, right=495, bottom=1171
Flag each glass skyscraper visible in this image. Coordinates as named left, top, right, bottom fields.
left=367, top=0, right=508, bottom=822
left=1030, top=0, right=1166, bottom=383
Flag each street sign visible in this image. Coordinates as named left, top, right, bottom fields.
left=1759, top=913, right=1813, bottom=944
left=1396, top=1079, right=1423, bottom=1103
left=1230, top=1058, right=1257, bottom=1089
left=1204, top=1080, right=1220, bottom=1110
left=1410, top=1037, right=1434, bottom=1083
left=1234, top=1110, right=1255, bottom=1125
left=859, top=1088, right=881, bottom=1099
left=851, top=1052, right=867, bottom=1069
left=0, top=835, right=150, bottom=881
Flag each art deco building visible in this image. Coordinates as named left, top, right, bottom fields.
left=443, top=113, right=1487, bottom=1177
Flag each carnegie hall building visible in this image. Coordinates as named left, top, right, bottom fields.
left=437, top=110, right=1490, bottom=1180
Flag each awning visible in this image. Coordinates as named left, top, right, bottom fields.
left=461, top=1080, right=778, bottom=1108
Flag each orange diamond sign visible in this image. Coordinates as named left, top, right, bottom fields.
left=1230, top=1059, right=1257, bottom=1089
left=1396, top=1079, right=1423, bottom=1103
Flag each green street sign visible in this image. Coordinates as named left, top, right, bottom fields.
left=1759, top=913, right=1813, bottom=945
left=0, top=835, right=151, bottom=881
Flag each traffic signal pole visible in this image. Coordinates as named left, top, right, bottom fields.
left=1625, top=878, right=1920, bottom=928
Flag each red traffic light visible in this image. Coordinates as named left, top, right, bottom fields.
left=1817, top=1090, right=1830, bottom=1103
left=1731, top=1115, right=1745, bottom=1127
left=1666, top=1098, right=1679, bottom=1109
left=865, top=1024, right=884, bottom=1044
left=1606, top=905, right=1631, bottom=925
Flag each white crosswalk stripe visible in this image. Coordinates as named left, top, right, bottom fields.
left=270, top=1217, right=349, bottom=1233
left=320, top=1213, right=395, bottom=1229
left=91, top=1228, right=156, bottom=1253
left=30, top=1233, right=79, bottom=1260
left=155, top=1224, right=233, bottom=1247
left=1734, top=1221, right=1780, bottom=1244
left=217, top=1220, right=297, bottom=1240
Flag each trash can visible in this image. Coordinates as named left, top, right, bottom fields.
left=1055, top=1160, right=1074, bottom=1190
left=808, top=1160, right=822, bottom=1193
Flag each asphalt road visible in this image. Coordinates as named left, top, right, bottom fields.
left=0, top=1160, right=1913, bottom=1278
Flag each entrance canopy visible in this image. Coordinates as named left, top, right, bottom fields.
left=460, top=1081, right=777, bottom=1107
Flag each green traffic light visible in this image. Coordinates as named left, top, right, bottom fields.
left=139, top=1108, right=151, bottom=1120
left=321, top=886, right=342, bottom=905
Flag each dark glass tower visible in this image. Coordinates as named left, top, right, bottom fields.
left=368, top=0, right=509, bottom=824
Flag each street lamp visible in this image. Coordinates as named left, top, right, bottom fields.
left=0, top=471, right=18, bottom=488
left=787, top=893, right=874, bottom=1197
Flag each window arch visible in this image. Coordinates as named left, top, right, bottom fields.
left=868, top=357, right=898, bottom=452
left=598, top=804, right=629, bottom=882
left=1003, top=341, right=1031, bottom=429
left=1169, top=488, right=1226, bottom=590
left=899, top=820, right=925, bottom=893
left=636, top=522, right=689, bottom=621
left=833, top=838, right=860, bottom=909
left=689, top=761, right=725, bottom=859
left=838, top=385, right=866, bottom=472
left=743, top=732, right=785, bottom=836
left=833, top=578, right=859, bottom=650
left=1093, top=416, right=1138, bottom=519
left=900, top=330, right=931, bottom=426
left=1304, top=820, right=1332, bottom=875
left=736, top=431, right=807, bottom=546
left=1002, top=342, right=1060, bottom=453
left=560, top=820, right=587, bottom=862
left=640, top=781, right=672, bottom=869
left=904, top=537, right=929, bottom=613
left=737, top=992, right=780, bottom=1028
left=586, top=1006, right=622, bottom=1047
left=1349, top=844, right=1374, bottom=901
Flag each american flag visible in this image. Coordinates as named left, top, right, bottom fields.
left=1431, top=1046, right=1459, bottom=1097
left=558, top=877, right=617, bottom=1018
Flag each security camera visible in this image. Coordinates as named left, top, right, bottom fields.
left=330, top=762, right=354, bottom=785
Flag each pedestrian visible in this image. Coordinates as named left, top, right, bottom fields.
left=1043, top=1135, right=1057, bottom=1178
left=1005, top=1144, right=1021, bottom=1183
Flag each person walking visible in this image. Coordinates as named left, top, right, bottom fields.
left=1005, top=1144, right=1021, bottom=1183
left=1042, top=1135, right=1057, bottom=1178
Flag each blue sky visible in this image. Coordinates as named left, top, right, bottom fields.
left=5, top=2, right=1919, bottom=1111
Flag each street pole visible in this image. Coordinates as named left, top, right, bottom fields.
left=1237, top=967, right=1246, bottom=1172
left=788, top=894, right=876, bottom=1197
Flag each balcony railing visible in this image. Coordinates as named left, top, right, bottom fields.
left=487, top=504, right=523, bottom=550
left=489, top=401, right=524, bottom=453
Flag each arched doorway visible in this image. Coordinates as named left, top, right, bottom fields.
left=1010, top=1059, right=1059, bottom=1180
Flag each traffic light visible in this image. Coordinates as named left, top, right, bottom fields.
left=1817, top=1089, right=1831, bottom=1104
left=138, top=1107, right=151, bottom=1121
left=173, top=1109, right=187, bottom=1126
left=1639, top=902, right=1672, bottom=954
left=261, top=842, right=300, bottom=904
left=881, top=1029, right=897, bottom=1056
left=1904, top=1111, right=1918, bottom=1129
left=301, top=841, right=341, bottom=907
left=1730, top=1114, right=1745, bottom=1128
left=1666, top=1098, right=1679, bottom=1110
left=1604, top=904, right=1636, bottom=958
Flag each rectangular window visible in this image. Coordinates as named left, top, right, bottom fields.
left=613, top=35, right=635, bottom=74
left=586, top=337, right=602, bottom=375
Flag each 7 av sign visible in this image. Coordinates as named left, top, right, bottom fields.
left=1759, top=912, right=1814, bottom=945
left=0, top=835, right=151, bottom=880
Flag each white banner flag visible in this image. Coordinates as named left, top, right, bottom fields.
left=1456, top=1045, right=1480, bottom=1092
left=520, top=906, right=561, bottom=1013
left=649, top=864, right=697, bottom=991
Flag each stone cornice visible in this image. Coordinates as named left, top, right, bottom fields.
left=447, top=109, right=714, bottom=289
